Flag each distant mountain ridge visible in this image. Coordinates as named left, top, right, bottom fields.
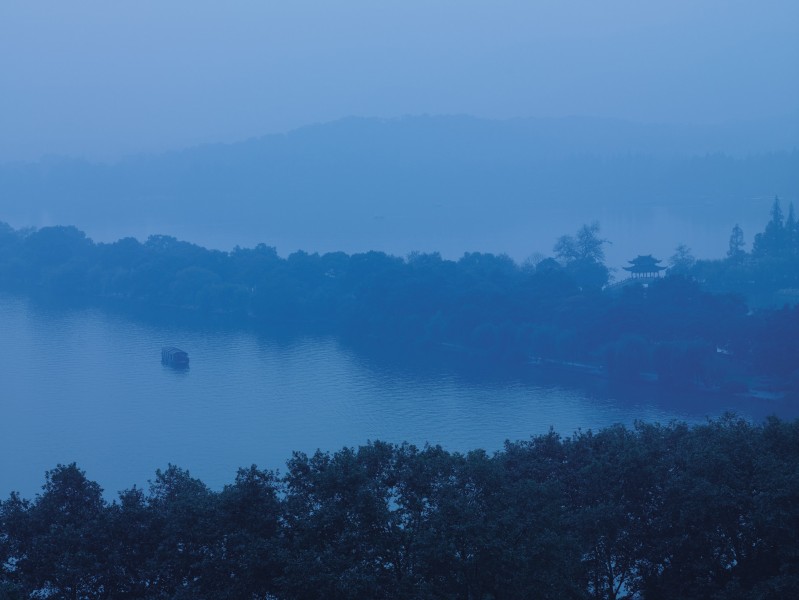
left=0, top=115, right=797, bottom=266
left=153, top=113, right=799, bottom=164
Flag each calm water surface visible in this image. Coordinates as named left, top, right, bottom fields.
left=1, top=294, right=792, bottom=499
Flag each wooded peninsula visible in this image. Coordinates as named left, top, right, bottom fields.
left=1, top=199, right=797, bottom=397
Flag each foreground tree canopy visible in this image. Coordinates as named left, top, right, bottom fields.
left=1, top=417, right=798, bottom=599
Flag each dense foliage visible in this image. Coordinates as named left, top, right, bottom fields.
left=2, top=417, right=798, bottom=599
left=687, top=198, right=799, bottom=308
left=1, top=212, right=797, bottom=394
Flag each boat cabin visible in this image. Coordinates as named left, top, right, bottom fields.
left=162, top=346, right=189, bottom=366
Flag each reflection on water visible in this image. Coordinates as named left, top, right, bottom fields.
left=162, top=364, right=190, bottom=375
left=0, top=293, right=794, bottom=499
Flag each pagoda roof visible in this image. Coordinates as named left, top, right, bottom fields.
left=623, top=254, right=666, bottom=272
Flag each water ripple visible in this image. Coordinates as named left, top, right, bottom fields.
left=0, top=294, right=785, bottom=499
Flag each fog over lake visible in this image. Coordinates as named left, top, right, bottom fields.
left=2, top=3, right=797, bottom=271
left=1, top=116, right=796, bottom=275
left=2, top=294, right=792, bottom=500
left=2, top=3, right=799, bottom=597
left=1, top=0, right=797, bottom=499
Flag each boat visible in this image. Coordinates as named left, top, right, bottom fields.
left=161, top=346, right=189, bottom=367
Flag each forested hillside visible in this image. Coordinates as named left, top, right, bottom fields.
left=2, top=116, right=796, bottom=264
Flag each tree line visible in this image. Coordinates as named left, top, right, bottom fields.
left=671, top=197, right=799, bottom=307
left=0, top=209, right=797, bottom=393
left=1, top=416, right=798, bottom=599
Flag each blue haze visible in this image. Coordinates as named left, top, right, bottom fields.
left=1, top=1, right=798, bottom=497
left=0, top=1, right=797, bottom=162
left=1, top=2, right=797, bottom=267
left=1, top=116, right=796, bottom=271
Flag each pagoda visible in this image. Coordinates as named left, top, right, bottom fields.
left=623, top=255, right=666, bottom=279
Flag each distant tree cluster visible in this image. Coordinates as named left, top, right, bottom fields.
left=0, top=217, right=798, bottom=393
left=753, top=198, right=799, bottom=258
left=553, top=221, right=611, bottom=292
left=683, top=197, right=799, bottom=308
left=2, top=417, right=798, bottom=599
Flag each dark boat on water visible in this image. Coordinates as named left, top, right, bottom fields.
left=161, top=346, right=189, bottom=367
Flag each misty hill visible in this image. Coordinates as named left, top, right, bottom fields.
left=1, top=115, right=797, bottom=268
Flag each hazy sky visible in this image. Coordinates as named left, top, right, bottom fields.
left=1, top=0, right=797, bottom=161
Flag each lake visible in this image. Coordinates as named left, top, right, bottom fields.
left=1, top=293, right=793, bottom=500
